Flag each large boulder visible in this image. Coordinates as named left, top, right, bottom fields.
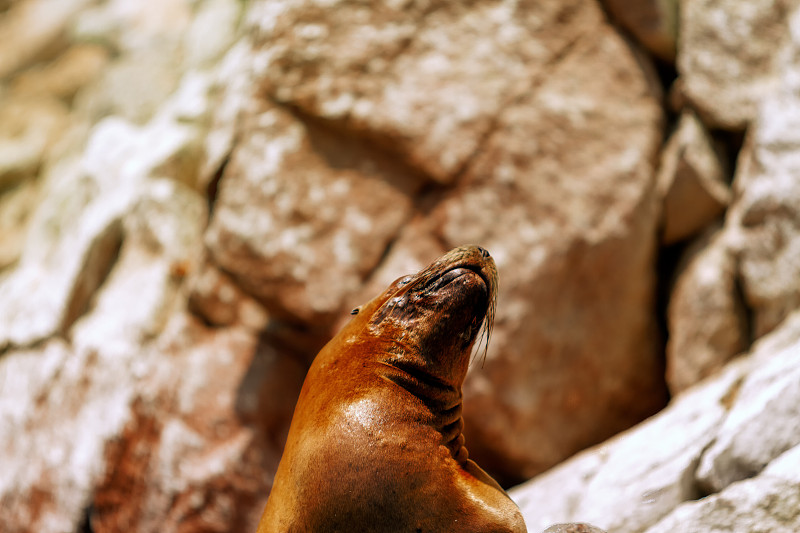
left=510, top=309, right=800, bottom=532
left=665, top=225, right=748, bottom=394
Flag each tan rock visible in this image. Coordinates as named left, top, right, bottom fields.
left=512, top=310, right=800, bottom=533
left=0, top=0, right=93, bottom=79
left=0, top=157, right=126, bottom=350
left=0, top=178, right=40, bottom=271
left=10, top=43, right=110, bottom=102
left=88, top=315, right=296, bottom=533
left=71, top=0, right=197, bottom=123
left=183, top=0, right=243, bottom=69
left=601, top=0, right=677, bottom=61
left=74, top=49, right=183, bottom=124
left=0, top=93, right=70, bottom=190
left=205, top=99, right=420, bottom=326
left=665, top=225, right=748, bottom=394
left=677, top=0, right=798, bottom=129
left=253, top=0, right=600, bottom=183
left=657, top=111, right=730, bottom=245
left=0, top=68, right=213, bottom=350
left=188, top=254, right=270, bottom=330
left=362, top=6, right=667, bottom=483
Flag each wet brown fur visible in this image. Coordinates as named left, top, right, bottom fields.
left=257, top=245, right=526, bottom=532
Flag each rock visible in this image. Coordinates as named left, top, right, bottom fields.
left=657, top=111, right=730, bottom=245
left=197, top=40, right=258, bottom=190
left=0, top=0, right=93, bottom=80
left=74, top=48, right=183, bottom=124
left=600, top=0, right=677, bottom=61
left=71, top=0, right=197, bottom=124
left=644, top=444, right=800, bottom=533
left=87, top=315, right=295, bottom=533
left=188, top=255, right=270, bottom=330
left=511, top=309, right=800, bottom=532
left=10, top=43, right=110, bottom=102
left=0, top=93, right=70, bottom=191
left=727, top=77, right=800, bottom=337
left=695, top=311, right=800, bottom=492
left=676, top=0, right=797, bottom=129
left=0, top=178, right=40, bottom=271
left=0, top=340, right=135, bottom=533
left=69, top=179, right=207, bottom=356
left=542, top=524, right=607, bottom=533
left=205, top=99, right=419, bottom=326
left=0, top=68, right=212, bottom=350
left=450, top=12, right=665, bottom=482
left=0, top=157, right=125, bottom=350
left=511, top=359, right=745, bottom=532
left=183, top=0, right=243, bottom=69
left=252, top=0, right=605, bottom=183
left=665, top=225, right=748, bottom=394
left=71, top=0, right=192, bottom=54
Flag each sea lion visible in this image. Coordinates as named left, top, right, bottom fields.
left=257, top=245, right=526, bottom=532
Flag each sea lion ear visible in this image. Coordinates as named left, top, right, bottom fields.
left=350, top=308, right=360, bottom=315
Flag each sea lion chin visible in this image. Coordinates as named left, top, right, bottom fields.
left=257, top=245, right=526, bottom=533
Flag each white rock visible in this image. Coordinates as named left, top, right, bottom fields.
left=645, top=446, right=800, bottom=533
left=695, top=315, right=800, bottom=492
left=677, top=0, right=796, bottom=129
left=511, top=360, right=747, bottom=533
left=727, top=81, right=800, bottom=337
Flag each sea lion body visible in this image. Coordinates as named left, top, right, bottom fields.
left=258, top=246, right=526, bottom=532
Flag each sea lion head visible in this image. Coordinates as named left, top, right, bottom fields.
left=348, top=245, right=498, bottom=388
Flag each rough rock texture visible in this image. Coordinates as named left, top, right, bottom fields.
left=645, top=444, right=800, bottom=533
left=511, top=310, right=800, bottom=532
left=727, top=71, right=800, bottom=337
left=657, top=111, right=730, bottom=245
left=3, top=0, right=800, bottom=531
left=543, top=523, right=608, bottom=533
left=665, top=225, right=748, bottom=394
left=677, top=0, right=800, bottom=129
left=695, top=312, right=800, bottom=493
left=206, top=99, right=420, bottom=326
left=512, top=356, right=746, bottom=532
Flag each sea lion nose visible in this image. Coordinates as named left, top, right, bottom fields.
left=477, top=246, right=490, bottom=259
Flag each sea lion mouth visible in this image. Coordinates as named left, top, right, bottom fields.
left=420, top=266, right=488, bottom=294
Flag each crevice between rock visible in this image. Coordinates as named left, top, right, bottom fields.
left=205, top=152, right=231, bottom=219
left=78, top=503, right=95, bottom=533
left=60, top=219, right=125, bottom=337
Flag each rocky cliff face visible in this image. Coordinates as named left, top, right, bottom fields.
left=0, top=0, right=798, bottom=532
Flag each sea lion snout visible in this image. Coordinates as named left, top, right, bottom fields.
left=368, top=245, right=497, bottom=342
